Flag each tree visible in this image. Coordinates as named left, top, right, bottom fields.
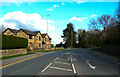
left=88, top=14, right=118, bottom=46
left=61, top=23, right=76, bottom=48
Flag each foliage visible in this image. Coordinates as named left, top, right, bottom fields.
left=61, top=23, right=76, bottom=48
left=56, top=42, right=64, bottom=47
left=2, top=35, right=28, bottom=49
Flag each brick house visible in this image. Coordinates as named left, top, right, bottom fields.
left=2, top=28, right=52, bottom=50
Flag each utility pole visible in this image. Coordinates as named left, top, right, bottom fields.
left=47, top=15, right=49, bottom=50
left=71, top=30, right=73, bottom=48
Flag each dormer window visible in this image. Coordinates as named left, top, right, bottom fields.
left=39, top=37, right=41, bottom=41
left=45, top=38, right=47, bottom=41
left=36, top=36, right=38, bottom=40
left=29, top=35, right=32, bottom=39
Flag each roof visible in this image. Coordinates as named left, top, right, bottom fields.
left=2, top=28, right=18, bottom=35
left=20, top=29, right=40, bottom=36
left=42, top=33, right=52, bottom=40
left=3, top=28, right=51, bottom=40
left=41, top=34, right=47, bottom=38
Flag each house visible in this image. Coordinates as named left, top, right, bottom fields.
left=41, top=33, right=52, bottom=49
left=2, top=28, right=52, bottom=50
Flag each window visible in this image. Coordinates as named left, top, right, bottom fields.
left=7, top=32, right=10, bottom=34
left=45, top=38, right=47, bottom=41
left=29, top=35, right=32, bottom=39
left=36, top=43, right=38, bottom=47
left=49, top=44, right=51, bottom=48
left=39, top=37, right=41, bottom=41
left=36, top=36, right=38, bottom=40
left=39, top=43, right=41, bottom=47
left=29, top=43, right=33, bottom=46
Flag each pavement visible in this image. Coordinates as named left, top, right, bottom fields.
left=1, top=52, right=44, bottom=66
left=1, top=48, right=119, bottom=77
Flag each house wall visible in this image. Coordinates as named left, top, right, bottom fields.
left=34, top=33, right=43, bottom=48
left=43, top=35, right=51, bottom=48
left=3, top=29, right=15, bottom=36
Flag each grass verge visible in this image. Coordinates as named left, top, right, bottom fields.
left=90, top=48, right=118, bottom=58
left=36, top=49, right=65, bottom=52
left=0, top=52, right=35, bottom=60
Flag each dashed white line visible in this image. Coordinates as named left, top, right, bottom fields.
left=86, top=60, right=89, bottom=62
left=72, top=64, right=76, bottom=74
left=49, top=66, right=72, bottom=72
left=71, top=58, right=73, bottom=62
left=54, top=62, right=71, bottom=65
left=54, top=57, right=59, bottom=61
left=86, top=62, right=96, bottom=69
left=42, top=63, right=52, bottom=72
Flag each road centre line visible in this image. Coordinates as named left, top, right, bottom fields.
left=49, top=66, right=72, bottom=72
left=54, top=62, right=71, bottom=65
left=54, top=57, right=59, bottom=61
left=42, top=63, right=52, bottom=72
left=72, top=64, right=76, bottom=74
left=86, top=62, right=96, bottom=69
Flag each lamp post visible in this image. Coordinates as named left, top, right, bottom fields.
left=47, top=15, right=49, bottom=50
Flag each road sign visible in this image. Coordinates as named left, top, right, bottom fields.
left=53, top=44, right=56, bottom=46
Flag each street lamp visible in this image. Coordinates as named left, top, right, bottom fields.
left=47, top=15, right=49, bottom=50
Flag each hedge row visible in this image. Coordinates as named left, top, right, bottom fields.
left=2, top=35, right=28, bottom=49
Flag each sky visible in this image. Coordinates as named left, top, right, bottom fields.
left=0, top=0, right=119, bottom=44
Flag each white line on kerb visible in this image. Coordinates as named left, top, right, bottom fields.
left=72, top=64, right=76, bottom=74
left=86, top=62, right=96, bottom=69
left=42, top=63, right=52, bottom=72
left=54, top=57, right=59, bottom=61
left=49, top=66, right=72, bottom=72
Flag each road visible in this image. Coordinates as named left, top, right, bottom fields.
left=1, top=48, right=119, bottom=77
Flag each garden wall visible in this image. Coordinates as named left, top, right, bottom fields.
left=0, top=48, right=27, bottom=57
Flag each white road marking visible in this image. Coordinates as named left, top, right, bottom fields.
left=71, top=58, right=73, bottom=62
left=49, top=66, right=72, bottom=72
left=59, top=59, right=67, bottom=60
left=54, top=57, right=59, bottom=61
left=65, top=52, right=70, bottom=54
left=42, top=63, right=52, bottom=72
left=86, top=60, right=89, bottom=62
left=72, top=64, right=77, bottom=74
left=54, top=62, right=71, bottom=65
left=86, top=62, right=96, bottom=69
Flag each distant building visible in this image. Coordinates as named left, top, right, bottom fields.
left=2, top=28, right=52, bottom=50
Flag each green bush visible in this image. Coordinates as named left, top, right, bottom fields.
left=2, top=35, right=28, bottom=49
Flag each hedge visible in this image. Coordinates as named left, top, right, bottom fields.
left=2, top=35, right=28, bottom=49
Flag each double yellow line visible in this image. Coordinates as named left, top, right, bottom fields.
left=0, top=52, right=53, bottom=69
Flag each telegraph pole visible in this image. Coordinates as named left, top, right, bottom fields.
left=71, top=30, right=73, bottom=48
left=47, top=15, right=49, bottom=50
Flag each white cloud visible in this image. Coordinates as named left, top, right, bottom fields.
left=61, top=2, right=66, bottom=5
left=49, top=33, right=63, bottom=44
left=54, top=5, right=59, bottom=8
left=74, top=0, right=86, bottom=4
left=81, top=17, right=89, bottom=19
left=47, top=8, right=53, bottom=11
left=0, top=11, right=55, bottom=32
left=70, top=17, right=83, bottom=22
left=90, top=14, right=97, bottom=18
